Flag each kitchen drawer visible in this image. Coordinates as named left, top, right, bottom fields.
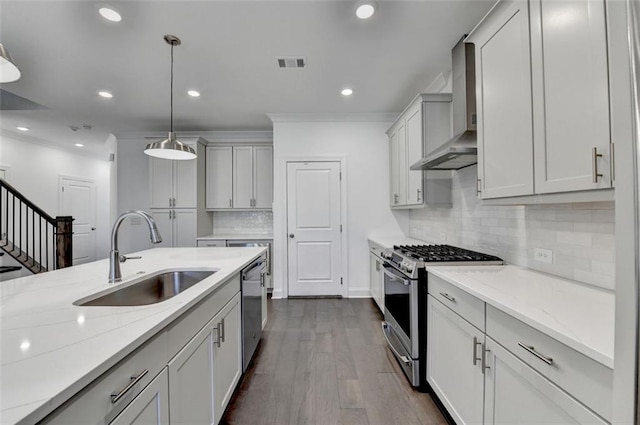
left=41, top=332, right=169, bottom=425
left=197, top=239, right=226, bottom=247
left=428, top=273, right=485, bottom=331
left=166, top=273, right=240, bottom=357
left=486, top=304, right=612, bottom=422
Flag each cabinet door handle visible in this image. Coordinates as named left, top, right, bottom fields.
left=472, top=336, right=482, bottom=366
left=439, top=292, right=456, bottom=303
left=481, top=344, right=490, bottom=374
left=220, top=318, right=225, bottom=343
left=213, top=325, right=221, bottom=348
left=518, top=342, right=553, bottom=365
left=610, top=142, right=615, bottom=183
left=229, top=199, right=233, bottom=208
left=417, top=188, right=422, bottom=202
left=169, top=197, right=172, bottom=207
left=172, top=197, right=176, bottom=206
left=110, top=369, right=149, bottom=403
left=477, top=178, right=482, bottom=196
left=393, top=194, right=398, bottom=204
left=592, top=147, right=603, bottom=183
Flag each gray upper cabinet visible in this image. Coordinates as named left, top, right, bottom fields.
left=530, top=0, right=612, bottom=193
left=468, top=0, right=535, bottom=200
left=468, top=0, right=615, bottom=201
left=387, top=93, right=453, bottom=209
left=206, top=145, right=273, bottom=210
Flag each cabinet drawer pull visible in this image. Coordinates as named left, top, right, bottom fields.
left=439, top=292, right=456, bottom=303
left=518, top=342, right=553, bottom=365
left=592, top=147, right=603, bottom=183
left=472, top=336, right=482, bottom=366
left=481, top=344, right=490, bottom=374
left=110, top=369, right=149, bottom=403
left=220, top=318, right=225, bottom=343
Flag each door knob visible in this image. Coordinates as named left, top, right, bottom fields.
left=289, top=233, right=295, bottom=239
left=91, top=227, right=96, bottom=231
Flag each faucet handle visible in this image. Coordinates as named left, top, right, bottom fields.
left=119, top=255, right=142, bottom=263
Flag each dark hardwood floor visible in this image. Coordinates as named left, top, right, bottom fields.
left=222, top=298, right=447, bottom=425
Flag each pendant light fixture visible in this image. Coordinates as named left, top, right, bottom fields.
left=144, top=34, right=196, bottom=160
left=0, top=43, right=21, bottom=83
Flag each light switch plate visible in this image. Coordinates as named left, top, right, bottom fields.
left=534, top=248, right=553, bottom=264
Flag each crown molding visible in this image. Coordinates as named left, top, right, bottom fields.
left=266, top=112, right=399, bottom=123
left=115, top=130, right=273, bottom=144
left=1, top=129, right=113, bottom=161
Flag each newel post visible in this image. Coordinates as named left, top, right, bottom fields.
left=55, top=216, right=73, bottom=269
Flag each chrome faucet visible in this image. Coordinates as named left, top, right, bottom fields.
left=108, top=210, right=162, bottom=283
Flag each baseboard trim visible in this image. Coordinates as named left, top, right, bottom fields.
left=348, top=288, right=372, bottom=298
left=271, top=289, right=284, bottom=299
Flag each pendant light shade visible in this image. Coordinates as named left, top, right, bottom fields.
left=0, top=43, right=21, bottom=83
left=144, top=35, right=196, bottom=161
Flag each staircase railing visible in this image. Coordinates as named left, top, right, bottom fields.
left=0, top=178, right=73, bottom=273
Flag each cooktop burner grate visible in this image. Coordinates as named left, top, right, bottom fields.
left=393, top=244, right=503, bottom=263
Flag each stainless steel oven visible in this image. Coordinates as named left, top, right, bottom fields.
left=380, top=244, right=503, bottom=391
left=381, top=263, right=423, bottom=387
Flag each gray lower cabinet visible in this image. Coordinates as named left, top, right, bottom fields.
left=42, top=274, right=243, bottom=425
left=427, top=273, right=612, bottom=425
left=110, top=368, right=169, bottom=425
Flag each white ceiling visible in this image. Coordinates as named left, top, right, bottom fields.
left=0, top=0, right=494, bottom=155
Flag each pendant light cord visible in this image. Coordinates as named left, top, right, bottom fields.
left=170, top=41, right=174, bottom=133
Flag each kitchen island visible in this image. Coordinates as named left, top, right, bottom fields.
left=0, top=247, right=265, bottom=425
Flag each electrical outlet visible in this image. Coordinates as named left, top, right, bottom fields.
left=534, top=248, right=553, bottom=264
left=439, top=232, right=447, bottom=242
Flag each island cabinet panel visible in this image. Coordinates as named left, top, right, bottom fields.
left=168, top=321, right=215, bottom=425
left=110, top=368, right=169, bottom=425
left=483, top=337, right=607, bottom=425
left=40, top=272, right=244, bottom=425
left=41, top=332, right=169, bottom=425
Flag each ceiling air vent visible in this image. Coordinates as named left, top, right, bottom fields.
left=276, top=56, right=306, bottom=69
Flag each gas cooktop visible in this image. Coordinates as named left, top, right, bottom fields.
left=393, top=244, right=503, bottom=263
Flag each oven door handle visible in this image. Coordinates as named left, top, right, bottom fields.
left=382, top=264, right=411, bottom=285
left=381, top=322, right=411, bottom=364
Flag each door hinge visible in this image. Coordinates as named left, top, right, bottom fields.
left=340, top=277, right=343, bottom=285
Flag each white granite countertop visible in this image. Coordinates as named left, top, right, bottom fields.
left=426, top=265, right=615, bottom=368
left=368, top=234, right=429, bottom=249
left=197, top=234, right=273, bottom=241
left=0, top=247, right=265, bottom=425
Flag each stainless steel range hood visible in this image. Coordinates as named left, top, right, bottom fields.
left=411, top=37, right=477, bottom=171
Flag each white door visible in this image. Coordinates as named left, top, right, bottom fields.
left=60, top=176, right=96, bottom=265
left=287, top=161, right=342, bottom=296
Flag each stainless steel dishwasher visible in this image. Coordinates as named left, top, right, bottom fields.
left=241, top=254, right=266, bottom=372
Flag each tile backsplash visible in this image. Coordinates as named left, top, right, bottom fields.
left=409, top=166, right=615, bottom=290
left=212, top=211, right=273, bottom=235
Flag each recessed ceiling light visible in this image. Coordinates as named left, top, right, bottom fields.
left=75, top=143, right=84, bottom=147
left=98, top=6, right=122, bottom=22
left=341, top=88, right=354, bottom=96
left=355, top=1, right=377, bottom=19
left=98, top=90, right=113, bottom=98
left=16, top=126, right=29, bottom=131
left=187, top=90, right=200, bottom=97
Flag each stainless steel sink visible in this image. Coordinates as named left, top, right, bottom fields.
left=76, top=270, right=216, bottom=307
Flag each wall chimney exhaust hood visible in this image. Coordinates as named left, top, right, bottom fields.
left=411, top=37, right=477, bottom=171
